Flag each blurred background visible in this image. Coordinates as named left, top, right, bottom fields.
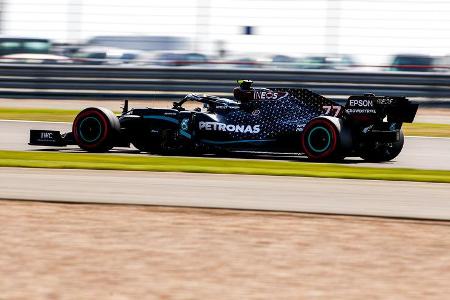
left=0, top=0, right=449, bottom=101
left=1, top=0, right=450, bottom=69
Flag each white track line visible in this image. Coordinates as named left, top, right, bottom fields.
left=406, top=135, right=450, bottom=140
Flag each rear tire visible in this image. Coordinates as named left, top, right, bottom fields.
left=360, top=130, right=404, bottom=162
left=72, top=107, right=120, bottom=152
left=301, top=117, right=344, bottom=161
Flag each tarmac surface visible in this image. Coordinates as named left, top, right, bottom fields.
left=1, top=120, right=449, bottom=221
left=1, top=167, right=449, bottom=220
left=1, top=119, right=449, bottom=170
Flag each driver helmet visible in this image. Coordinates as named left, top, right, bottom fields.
left=233, top=79, right=254, bottom=102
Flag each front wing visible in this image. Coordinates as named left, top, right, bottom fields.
left=29, top=130, right=74, bottom=146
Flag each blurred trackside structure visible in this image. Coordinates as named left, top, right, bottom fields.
left=0, top=1, right=449, bottom=103
left=0, top=64, right=449, bottom=104
left=1, top=0, right=450, bottom=65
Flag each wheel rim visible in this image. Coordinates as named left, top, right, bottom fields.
left=307, top=126, right=331, bottom=153
left=78, top=116, right=102, bottom=143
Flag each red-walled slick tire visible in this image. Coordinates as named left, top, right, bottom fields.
left=301, top=117, right=342, bottom=161
left=72, top=107, right=120, bottom=152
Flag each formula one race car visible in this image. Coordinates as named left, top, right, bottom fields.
left=29, top=80, right=418, bottom=162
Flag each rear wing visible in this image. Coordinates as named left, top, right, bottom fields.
left=344, top=94, right=418, bottom=123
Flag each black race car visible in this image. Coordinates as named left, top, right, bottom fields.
left=29, top=80, right=418, bottom=162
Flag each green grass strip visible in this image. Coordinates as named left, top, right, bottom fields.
left=0, top=108, right=80, bottom=122
left=0, top=107, right=449, bottom=138
left=402, top=123, right=450, bottom=138
left=0, top=150, right=449, bottom=183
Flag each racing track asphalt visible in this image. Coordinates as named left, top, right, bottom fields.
left=1, top=167, right=449, bottom=220
left=1, top=120, right=449, bottom=170
left=1, top=120, right=449, bottom=220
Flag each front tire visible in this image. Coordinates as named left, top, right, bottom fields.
left=72, top=107, right=120, bottom=152
left=360, top=130, right=404, bottom=162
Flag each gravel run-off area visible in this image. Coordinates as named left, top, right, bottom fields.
left=1, top=200, right=449, bottom=300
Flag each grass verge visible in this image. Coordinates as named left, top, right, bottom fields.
left=402, top=123, right=450, bottom=138
left=0, top=150, right=449, bottom=183
left=0, top=107, right=449, bottom=138
left=0, top=108, right=80, bottom=122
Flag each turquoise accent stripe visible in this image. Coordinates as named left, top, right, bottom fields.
left=179, top=130, right=192, bottom=139
left=143, top=115, right=179, bottom=124
left=307, top=126, right=331, bottom=153
left=79, top=117, right=102, bottom=143
left=200, top=139, right=276, bottom=145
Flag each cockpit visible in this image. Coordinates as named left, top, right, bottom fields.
left=173, top=93, right=239, bottom=113
left=172, top=80, right=285, bottom=113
